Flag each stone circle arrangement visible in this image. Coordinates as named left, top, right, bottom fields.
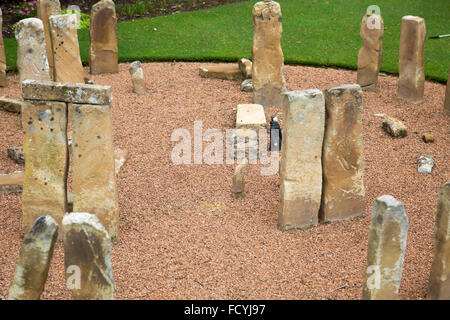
left=0, top=0, right=449, bottom=300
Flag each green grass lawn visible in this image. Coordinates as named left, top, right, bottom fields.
left=4, top=0, right=450, bottom=82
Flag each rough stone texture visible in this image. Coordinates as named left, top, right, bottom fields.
left=321, top=84, right=364, bottom=222
left=362, top=195, right=409, bottom=300
left=427, top=182, right=450, bottom=300
left=252, top=1, right=286, bottom=107
left=357, top=14, right=384, bottom=91
left=0, top=95, right=23, bottom=113
left=0, top=171, right=23, bottom=195
left=238, top=58, right=252, bottom=79
left=15, top=18, right=51, bottom=86
left=48, top=14, right=84, bottom=83
left=72, top=104, right=118, bottom=240
left=418, top=155, right=434, bottom=174
left=89, top=0, right=119, bottom=74
left=445, top=66, right=450, bottom=116
left=199, top=64, right=244, bottom=80
left=278, top=89, right=325, bottom=230
left=232, top=158, right=248, bottom=199
left=422, top=133, right=435, bottom=143
left=37, top=0, right=61, bottom=80
left=227, top=128, right=259, bottom=162
left=398, top=16, right=426, bottom=104
left=236, top=104, right=266, bottom=129
left=240, top=79, right=253, bottom=92
left=0, top=9, right=7, bottom=87
left=129, top=61, right=147, bottom=94
left=382, top=116, right=407, bottom=138
left=62, top=212, right=114, bottom=300
left=8, top=216, right=58, bottom=300
left=8, top=146, right=25, bottom=164
left=21, top=80, right=111, bottom=105
left=21, top=100, right=68, bottom=235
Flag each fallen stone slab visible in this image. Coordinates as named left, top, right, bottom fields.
left=418, top=155, right=434, bottom=174
left=7, top=146, right=25, bottom=164
left=236, top=104, right=266, bottom=130
left=382, top=116, right=407, bottom=138
left=199, top=64, right=244, bottom=80
left=0, top=171, right=23, bottom=195
left=0, top=95, right=22, bottom=113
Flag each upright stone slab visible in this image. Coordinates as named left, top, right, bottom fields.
left=362, top=195, right=409, bottom=300
left=48, top=14, right=84, bottom=83
left=0, top=9, right=7, bottom=87
left=398, top=16, right=426, bottom=104
left=21, top=100, right=68, bottom=235
left=321, top=84, right=364, bottom=222
left=278, top=89, right=325, bottom=230
left=427, top=182, right=450, bottom=300
left=15, top=18, right=51, bottom=86
left=444, top=66, right=450, bottom=116
left=37, top=0, right=61, bottom=80
left=72, top=104, right=118, bottom=240
left=63, top=212, right=114, bottom=300
left=357, top=14, right=384, bottom=91
left=252, top=0, right=286, bottom=106
left=8, top=216, right=58, bottom=300
left=89, top=0, right=119, bottom=74
left=232, top=158, right=248, bottom=199
left=129, top=61, right=147, bottom=94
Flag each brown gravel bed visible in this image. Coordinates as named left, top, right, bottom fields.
left=0, top=62, right=449, bottom=300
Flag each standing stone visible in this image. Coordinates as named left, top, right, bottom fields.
left=278, top=89, right=325, bottom=230
left=63, top=212, right=114, bottom=300
left=321, top=84, right=364, bottom=222
left=129, top=61, right=147, bottom=94
left=238, top=58, right=252, bottom=79
left=357, top=13, right=384, bottom=91
left=21, top=100, right=68, bottom=235
left=89, top=0, right=118, bottom=74
left=0, top=9, right=7, bottom=87
left=252, top=0, right=286, bottom=106
left=428, top=182, right=450, bottom=300
left=48, top=14, right=84, bottom=83
left=15, top=18, right=51, bottom=86
left=8, top=216, right=58, bottom=300
left=362, top=195, right=409, bottom=300
left=444, top=66, right=450, bottom=116
left=72, top=104, right=118, bottom=240
left=398, top=16, right=426, bottom=104
left=37, top=0, right=61, bottom=80
left=232, top=158, right=248, bottom=199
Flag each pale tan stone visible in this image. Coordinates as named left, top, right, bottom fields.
left=199, top=64, right=244, bottom=80
left=357, top=14, right=384, bottom=91
left=0, top=171, right=24, bottom=195
left=49, top=14, right=84, bottom=83
left=8, top=216, right=58, bottom=300
left=129, top=61, right=147, bottom=94
left=238, top=58, right=252, bottom=79
left=252, top=1, right=286, bottom=106
left=22, top=80, right=111, bottom=105
left=444, top=66, right=450, bottom=116
left=71, top=104, right=118, bottom=240
left=0, top=9, right=7, bottom=87
left=321, top=84, right=364, bottom=222
left=114, top=148, right=129, bottom=176
left=236, top=104, right=266, bottom=129
left=21, top=100, right=68, bottom=236
left=63, top=212, right=114, bottom=300
left=0, top=95, right=23, bottom=113
left=89, top=0, right=119, bottom=74
left=279, top=89, right=325, bottom=230
left=37, top=0, right=61, bottom=80
left=15, top=18, right=51, bottom=86
left=427, top=182, right=450, bottom=300
left=398, top=16, right=426, bottom=104
left=232, top=158, right=248, bottom=199
left=362, top=195, right=409, bottom=300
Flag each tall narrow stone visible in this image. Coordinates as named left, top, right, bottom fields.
left=21, top=100, right=68, bottom=235
left=89, top=0, right=118, bottom=74
left=232, top=158, right=249, bottom=199
left=0, top=9, right=7, bottom=87
left=357, top=14, right=384, bottom=91
left=63, top=212, right=114, bottom=300
left=362, top=195, right=409, bottom=300
left=48, top=14, right=84, bottom=83
left=252, top=0, right=286, bottom=107
left=8, top=216, right=58, bottom=300
left=129, top=61, right=147, bottom=94
left=278, top=89, right=325, bottom=230
left=72, top=104, right=118, bottom=240
left=37, top=0, right=61, bottom=80
left=444, top=66, right=450, bottom=116
left=15, top=18, right=51, bottom=85
left=398, top=16, right=426, bottom=104
left=321, top=84, right=364, bottom=222
left=427, top=182, right=450, bottom=300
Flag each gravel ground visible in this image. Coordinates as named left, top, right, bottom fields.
left=0, top=62, right=449, bottom=300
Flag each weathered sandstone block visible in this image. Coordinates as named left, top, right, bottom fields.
left=89, top=0, right=119, bottom=74
left=321, top=84, right=364, bottom=222
left=8, top=146, right=25, bottom=164
left=199, top=64, right=244, bottom=80
left=238, top=58, right=252, bottom=79
left=8, top=216, right=58, bottom=300
left=0, top=9, right=7, bottom=87
left=278, top=89, right=325, bottom=230
left=129, top=61, right=147, bottom=94
left=362, top=195, right=409, bottom=300
left=252, top=1, right=286, bottom=106
left=382, top=116, right=407, bottom=138
left=236, top=104, right=266, bottom=129
left=0, top=95, right=23, bottom=113
left=0, top=171, right=24, bottom=195
left=232, top=158, right=248, bottom=199
left=63, top=212, right=114, bottom=300
left=398, top=16, right=426, bottom=104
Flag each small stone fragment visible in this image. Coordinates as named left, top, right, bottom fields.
left=232, top=158, right=249, bottom=199
left=0, top=95, right=23, bottom=113
left=238, top=58, right=252, bottom=79
left=240, top=79, right=253, bottom=92
left=382, top=116, right=407, bottom=138
left=422, top=133, right=435, bottom=143
left=84, top=78, right=94, bottom=85
left=114, top=148, right=129, bottom=176
left=418, top=155, right=434, bottom=174
left=129, top=61, right=147, bottom=95
left=236, top=104, right=266, bottom=130
left=199, top=64, right=243, bottom=80
left=7, top=146, right=25, bottom=164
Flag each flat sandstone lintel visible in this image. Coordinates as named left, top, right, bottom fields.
left=21, top=80, right=111, bottom=105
